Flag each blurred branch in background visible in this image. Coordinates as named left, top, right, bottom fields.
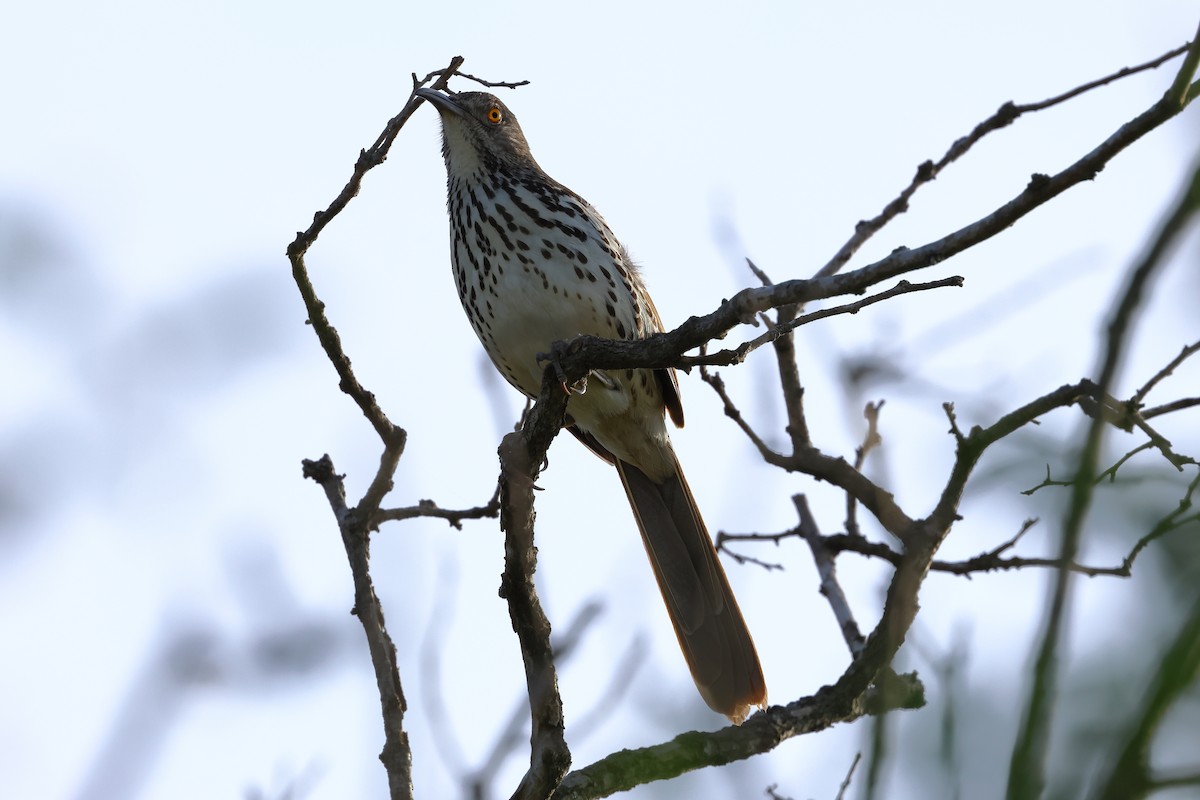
left=73, top=543, right=352, bottom=800
left=1095, top=593, right=1200, bottom=799
left=1009, top=148, right=1200, bottom=800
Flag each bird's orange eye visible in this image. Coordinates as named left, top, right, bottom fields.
left=487, top=107, right=503, bottom=124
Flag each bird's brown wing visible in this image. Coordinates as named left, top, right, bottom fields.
left=565, top=423, right=614, bottom=464
left=638, top=286, right=685, bottom=428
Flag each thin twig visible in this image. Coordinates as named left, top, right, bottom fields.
left=1020, top=44, right=1192, bottom=111
left=302, top=455, right=413, bottom=799
left=1118, top=468, right=1200, bottom=572
left=816, top=42, right=1192, bottom=279
left=374, top=487, right=501, bottom=529
left=287, top=57, right=463, bottom=447
left=1124, top=409, right=1195, bottom=470
left=818, top=530, right=1131, bottom=578
left=748, top=258, right=813, bottom=453
left=1025, top=432, right=1186, bottom=496
left=927, top=382, right=1102, bottom=537
left=1098, top=442, right=1157, bottom=483
left=795, top=495, right=866, bottom=658
left=719, top=530, right=797, bottom=546
left=681, top=277, right=964, bottom=368
left=1132, top=339, right=1200, bottom=404
left=719, top=546, right=785, bottom=572
left=458, top=71, right=531, bottom=89
left=1144, top=397, right=1200, bottom=418
left=835, top=753, right=864, bottom=800
left=698, top=364, right=782, bottom=463
left=847, top=401, right=885, bottom=538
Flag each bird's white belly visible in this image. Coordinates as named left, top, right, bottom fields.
left=452, top=239, right=672, bottom=470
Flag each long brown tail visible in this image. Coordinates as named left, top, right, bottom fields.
left=616, top=455, right=767, bottom=723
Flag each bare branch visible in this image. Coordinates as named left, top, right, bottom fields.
left=816, top=41, right=1192, bottom=278
left=1021, top=44, right=1192, bottom=111
left=286, top=57, right=465, bottom=449
left=744, top=257, right=773, bottom=287
left=719, top=529, right=796, bottom=547
left=285, top=56, right=470, bottom=800
left=551, top=679, right=920, bottom=799
left=847, top=401, right=885, bottom=538
left=1124, top=408, right=1196, bottom=470
left=458, top=71, right=531, bottom=89
left=682, top=277, right=964, bottom=369
left=1118, top=468, right=1200, bottom=573
left=718, top=544, right=786, bottom=572
left=1132, top=339, right=1200, bottom=404
left=795, top=495, right=866, bottom=658
left=835, top=753, right=864, bottom=800
left=1025, top=429, right=1188, bottom=496
left=818, top=528, right=1131, bottom=579
left=374, top=488, right=501, bottom=530
left=1099, top=442, right=1157, bottom=483
left=743, top=258, right=813, bottom=453
left=1144, top=397, right=1200, bottom=418
left=498, top=367, right=574, bottom=799
left=301, top=455, right=413, bottom=800
left=698, top=363, right=782, bottom=463
left=928, top=382, right=1102, bottom=537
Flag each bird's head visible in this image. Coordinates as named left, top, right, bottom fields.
left=416, top=89, right=538, bottom=175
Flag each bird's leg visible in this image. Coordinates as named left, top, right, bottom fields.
left=536, top=339, right=588, bottom=396
left=587, top=369, right=617, bottom=390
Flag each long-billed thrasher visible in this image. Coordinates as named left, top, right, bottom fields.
left=417, top=88, right=767, bottom=723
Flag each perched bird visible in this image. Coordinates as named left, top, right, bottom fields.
left=417, top=88, right=766, bottom=723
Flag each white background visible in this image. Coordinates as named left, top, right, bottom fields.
left=1, top=2, right=1198, bottom=798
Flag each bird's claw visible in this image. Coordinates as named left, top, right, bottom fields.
left=537, top=342, right=586, bottom=396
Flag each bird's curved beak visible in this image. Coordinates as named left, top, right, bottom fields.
left=415, top=88, right=463, bottom=117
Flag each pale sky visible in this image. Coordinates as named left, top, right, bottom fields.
left=1, top=2, right=1198, bottom=798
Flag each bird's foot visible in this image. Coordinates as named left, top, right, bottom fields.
left=536, top=340, right=586, bottom=396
